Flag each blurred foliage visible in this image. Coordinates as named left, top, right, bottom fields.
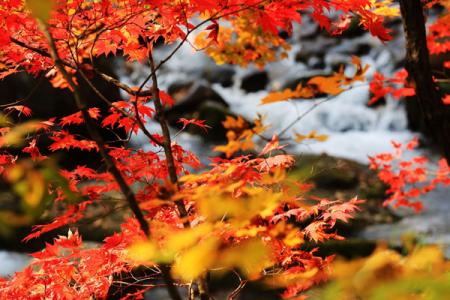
left=0, top=158, right=79, bottom=236
left=312, top=244, right=450, bottom=300
left=0, top=110, right=79, bottom=237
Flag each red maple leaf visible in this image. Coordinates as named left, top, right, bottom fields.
left=178, top=118, right=211, bottom=132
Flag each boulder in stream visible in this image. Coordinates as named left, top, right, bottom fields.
left=166, top=80, right=232, bottom=141
left=240, top=70, right=269, bottom=92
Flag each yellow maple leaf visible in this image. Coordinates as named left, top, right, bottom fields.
left=165, top=224, right=213, bottom=257
left=127, top=240, right=157, bottom=264
left=260, top=84, right=315, bottom=105
left=222, top=115, right=248, bottom=130
left=172, top=237, right=219, bottom=281
left=260, top=89, right=300, bottom=105
left=193, top=185, right=282, bottom=222
left=308, top=74, right=345, bottom=95
left=219, top=239, right=273, bottom=279
left=294, top=130, right=329, bottom=143
left=370, top=0, right=400, bottom=17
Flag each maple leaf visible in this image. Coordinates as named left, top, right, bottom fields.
left=370, top=0, right=400, bottom=17
left=88, top=107, right=101, bottom=119
left=22, top=138, right=45, bottom=160
left=304, top=221, right=332, bottom=242
left=178, top=118, right=211, bottom=132
left=49, top=131, right=98, bottom=152
left=257, top=155, right=295, bottom=172
left=4, top=105, right=32, bottom=117
left=260, top=134, right=286, bottom=156
left=102, top=112, right=121, bottom=128
left=60, top=111, right=83, bottom=126
left=366, top=19, right=393, bottom=42
left=369, top=69, right=415, bottom=105
left=205, top=21, right=219, bottom=44
left=260, top=85, right=315, bottom=105
left=308, top=74, right=344, bottom=95
left=294, top=130, right=328, bottom=143
left=443, top=94, right=450, bottom=105
left=23, top=202, right=91, bottom=241
left=159, top=90, right=175, bottom=107
left=322, top=197, right=364, bottom=224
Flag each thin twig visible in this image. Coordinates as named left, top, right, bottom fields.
left=227, top=280, right=247, bottom=300
left=278, top=97, right=332, bottom=138
left=77, top=68, right=163, bottom=147
left=227, top=271, right=247, bottom=300
left=277, top=82, right=370, bottom=138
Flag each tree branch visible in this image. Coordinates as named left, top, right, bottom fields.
left=76, top=68, right=163, bottom=147
left=42, top=26, right=150, bottom=237
left=96, top=70, right=155, bottom=97
left=149, top=52, right=205, bottom=299
left=148, top=53, right=189, bottom=224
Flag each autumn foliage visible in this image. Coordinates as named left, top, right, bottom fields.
left=0, top=0, right=449, bottom=299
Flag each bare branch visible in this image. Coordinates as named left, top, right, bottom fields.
left=148, top=53, right=190, bottom=224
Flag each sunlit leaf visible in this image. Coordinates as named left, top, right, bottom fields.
left=26, top=0, right=54, bottom=21
left=172, top=237, right=219, bottom=281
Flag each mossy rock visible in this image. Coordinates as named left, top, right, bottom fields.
left=289, top=154, right=396, bottom=233
left=290, top=154, right=361, bottom=189
left=169, top=102, right=236, bottom=142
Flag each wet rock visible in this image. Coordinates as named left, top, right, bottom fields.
left=167, top=80, right=228, bottom=110
left=291, top=154, right=360, bottom=189
left=307, top=56, right=326, bottom=69
left=355, top=43, right=372, bottom=56
left=166, top=81, right=231, bottom=141
left=240, top=71, right=269, bottom=92
left=202, top=65, right=235, bottom=87
left=278, top=30, right=290, bottom=40
left=167, top=80, right=195, bottom=102
left=295, top=48, right=323, bottom=66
